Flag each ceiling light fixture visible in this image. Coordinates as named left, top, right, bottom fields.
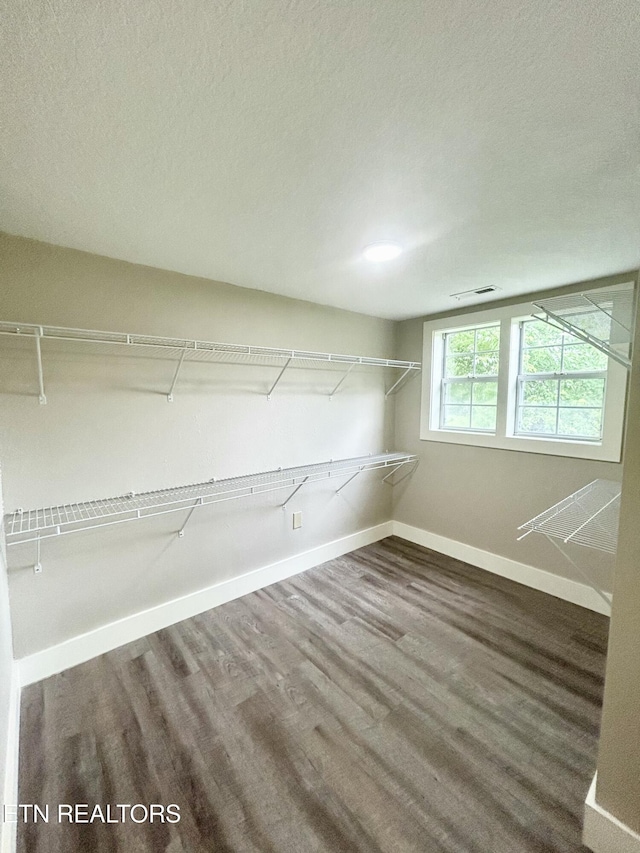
left=363, top=242, right=402, bottom=262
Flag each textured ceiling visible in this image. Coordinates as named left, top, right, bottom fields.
left=1, top=1, right=639, bottom=320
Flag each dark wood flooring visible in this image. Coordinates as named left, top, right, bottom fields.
left=18, top=536, right=608, bottom=853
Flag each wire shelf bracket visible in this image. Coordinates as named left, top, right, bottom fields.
left=385, top=366, right=416, bottom=398
left=33, top=537, right=43, bottom=574
left=267, top=358, right=293, bottom=400
left=177, top=497, right=204, bottom=537
left=532, top=283, right=636, bottom=371
left=517, top=478, right=621, bottom=613
left=34, top=328, right=47, bottom=405
left=281, top=475, right=309, bottom=510
left=336, top=467, right=363, bottom=495
left=3, top=453, right=418, bottom=568
left=382, top=458, right=419, bottom=485
left=329, top=363, right=356, bottom=400
left=0, top=321, right=421, bottom=403
left=167, top=347, right=189, bottom=403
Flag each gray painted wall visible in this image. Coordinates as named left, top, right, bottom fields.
left=392, top=282, right=628, bottom=592
left=0, top=233, right=396, bottom=657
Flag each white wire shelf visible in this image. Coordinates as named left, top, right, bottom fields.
left=0, top=321, right=421, bottom=403
left=4, top=452, right=418, bottom=546
left=518, top=479, right=621, bottom=554
left=533, top=283, right=635, bottom=370
left=517, top=479, right=620, bottom=613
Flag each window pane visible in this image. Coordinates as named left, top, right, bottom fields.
left=559, top=377, right=605, bottom=408
left=476, top=327, right=500, bottom=352
left=474, top=353, right=499, bottom=375
left=445, top=355, right=473, bottom=377
left=522, top=346, right=562, bottom=374
left=446, top=330, right=475, bottom=354
left=440, top=323, right=501, bottom=434
left=518, top=407, right=557, bottom=434
left=471, top=406, right=497, bottom=430
left=445, top=382, right=472, bottom=404
left=472, top=381, right=497, bottom=405
left=523, top=320, right=562, bottom=348
left=557, top=408, right=603, bottom=439
left=562, top=343, right=608, bottom=372
left=443, top=405, right=471, bottom=429
left=521, top=379, right=558, bottom=406
left=516, top=317, right=610, bottom=441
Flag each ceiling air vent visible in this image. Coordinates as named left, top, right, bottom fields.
left=450, top=285, right=501, bottom=302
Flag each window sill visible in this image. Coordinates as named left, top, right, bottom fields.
left=419, top=427, right=622, bottom=462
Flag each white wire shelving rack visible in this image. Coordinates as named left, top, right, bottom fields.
left=0, top=321, right=421, bottom=404
left=517, top=479, right=621, bottom=612
left=532, top=283, right=636, bottom=370
left=4, top=452, right=418, bottom=556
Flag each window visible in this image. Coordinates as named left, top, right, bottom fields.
left=421, top=287, right=630, bottom=462
left=441, top=324, right=500, bottom=432
left=515, top=319, right=607, bottom=441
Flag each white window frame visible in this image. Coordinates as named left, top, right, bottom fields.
left=421, top=299, right=629, bottom=462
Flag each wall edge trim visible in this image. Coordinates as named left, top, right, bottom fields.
left=391, top=521, right=611, bottom=615
left=1, top=662, right=20, bottom=853
left=584, top=773, right=640, bottom=853
left=18, top=522, right=393, bottom=686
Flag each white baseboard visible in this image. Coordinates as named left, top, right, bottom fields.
left=18, top=517, right=610, bottom=686
left=18, top=522, right=393, bottom=686
left=391, top=522, right=611, bottom=616
left=1, top=663, right=20, bottom=853
left=584, top=773, right=640, bottom=853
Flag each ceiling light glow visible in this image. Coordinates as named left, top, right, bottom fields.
left=363, top=242, right=402, bottom=262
